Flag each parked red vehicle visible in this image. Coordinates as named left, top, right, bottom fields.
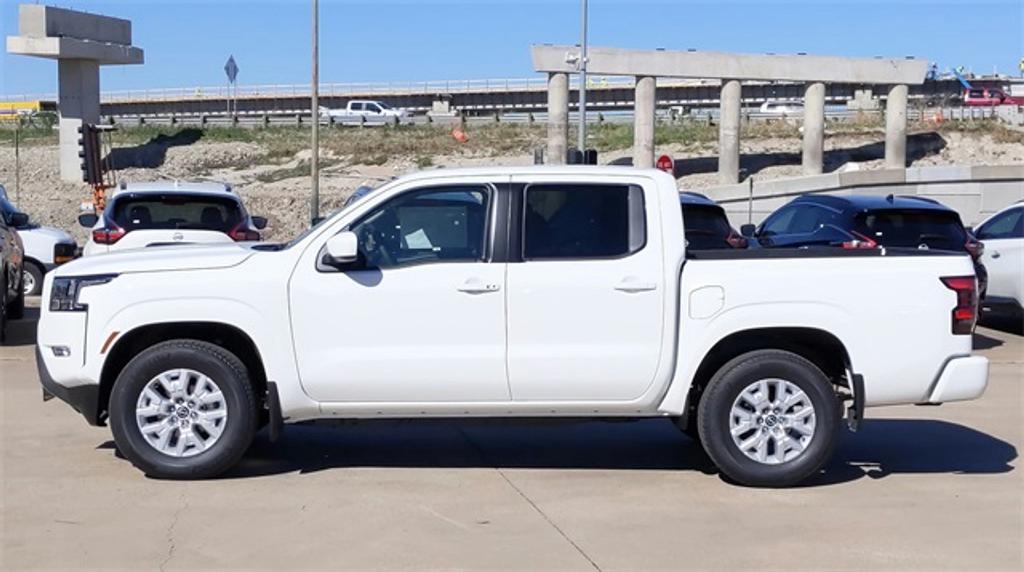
left=963, top=87, right=1024, bottom=107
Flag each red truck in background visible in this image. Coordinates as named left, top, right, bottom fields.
left=963, top=86, right=1024, bottom=106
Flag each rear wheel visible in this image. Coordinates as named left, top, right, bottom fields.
left=22, top=262, right=44, bottom=296
left=698, top=349, right=840, bottom=487
left=109, top=340, right=258, bottom=479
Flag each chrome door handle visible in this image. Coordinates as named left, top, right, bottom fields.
left=614, top=280, right=657, bottom=293
left=457, top=279, right=501, bottom=294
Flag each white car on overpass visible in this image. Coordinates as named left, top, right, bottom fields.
left=38, top=167, right=988, bottom=486
left=974, top=201, right=1023, bottom=320
left=78, top=181, right=267, bottom=256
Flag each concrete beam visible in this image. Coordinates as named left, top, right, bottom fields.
left=546, top=72, right=569, bottom=165
left=802, top=82, right=825, bottom=175
left=7, top=36, right=143, bottom=65
left=718, top=80, right=742, bottom=184
left=18, top=5, right=132, bottom=45
left=532, top=45, right=929, bottom=85
left=885, top=84, right=909, bottom=169
left=633, top=76, right=656, bottom=169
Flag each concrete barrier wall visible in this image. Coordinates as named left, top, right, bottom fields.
left=703, top=165, right=1024, bottom=228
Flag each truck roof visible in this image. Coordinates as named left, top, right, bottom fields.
left=392, top=165, right=676, bottom=184
left=111, top=180, right=235, bottom=197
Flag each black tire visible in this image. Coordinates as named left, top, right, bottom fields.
left=0, top=277, right=7, bottom=344
left=6, top=271, right=25, bottom=320
left=698, top=349, right=840, bottom=487
left=23, top=262, right=44, bottom=297
left=109, top=340, right=258, bottom=479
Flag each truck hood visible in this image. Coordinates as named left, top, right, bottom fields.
left=54, top=243, right=257, bottom=277
left=20, top=225, right=75, bottom=244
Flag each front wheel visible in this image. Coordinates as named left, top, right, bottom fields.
left=109, top=340, right=258, bottom=479
left=698, top=349, right=840, bottom=487
left=22, top=262, right=44, bottom=296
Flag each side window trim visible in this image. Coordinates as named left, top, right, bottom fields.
left=318, top=182, right=497, bottom=272
left=519, top=182, right=647, bottom=262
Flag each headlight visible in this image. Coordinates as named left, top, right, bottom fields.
left=50, top=274, right=117, bottom=312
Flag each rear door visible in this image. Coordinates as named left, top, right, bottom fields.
left=757, top=203, right=845, bottom=247
left=505, top=176, right=665, bottom=401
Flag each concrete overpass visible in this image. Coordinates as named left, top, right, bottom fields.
left=532, top=45, right=930, bottom=181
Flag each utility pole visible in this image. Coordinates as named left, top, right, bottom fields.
left=577, top=0, right=588, bottom=155
left=310, top=0, right=320, bottom=224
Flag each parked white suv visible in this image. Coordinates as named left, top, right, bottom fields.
left=0, top=193, right=76, bottom=295
left=38, top=167, right=988, bottom=486
left=974, top=201, right=1023, bottom=320
left=78, top=181, right=267, bottom=256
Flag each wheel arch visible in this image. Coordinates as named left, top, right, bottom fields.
left=676, top=327, right=853, bottom=432
left=96, top=321, right=268, bottom=425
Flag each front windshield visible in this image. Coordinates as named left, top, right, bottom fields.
left=377, top=102, right=391, bottom=110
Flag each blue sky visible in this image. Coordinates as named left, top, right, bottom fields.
left=2, top=0, right=1022, bottom=96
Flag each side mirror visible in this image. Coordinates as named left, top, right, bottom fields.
left=740, top=223, right=756, bottom=238
left=8, top=212, right=29, bottom=228
left=251, top=216, right=268, bottom=230
left=323, top=231, right=359, bottom=266
left=78, top=213, right=99, bottom=228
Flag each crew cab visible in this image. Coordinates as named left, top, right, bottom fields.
left=78, top=181, right=266, bottom=256
left=37, top=167, right=988, bottom=487
left=319, top=100, right=409, bottom=125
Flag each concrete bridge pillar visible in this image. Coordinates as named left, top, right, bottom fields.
left=57, top=60, right=101, bottom=182
left=885, top=84, right=909, bottom=168
left=801, top=81, right=825, bottom=175
left=633, top=76, right=656, bottom=169
left=546, top=72, right=569, bottom=165
left=718, top=79, right=742, bottom=184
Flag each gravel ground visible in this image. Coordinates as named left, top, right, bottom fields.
left=1, top=129, right=1021, bottom=243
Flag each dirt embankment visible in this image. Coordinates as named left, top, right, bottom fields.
left=1, top=123, right=1021, bottom=244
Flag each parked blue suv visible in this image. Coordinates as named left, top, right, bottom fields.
left=743, top=194, right=988, bottom=297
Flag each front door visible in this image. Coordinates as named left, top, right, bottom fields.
left=505, top=178, right=665, bottom=401
left=289, top=183, right=509, bottom=403
left=977, top=206, right=1024, bottom=303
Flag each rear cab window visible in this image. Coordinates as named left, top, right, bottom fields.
left=523, top=184, right=645, bottom=259
left=855, top=209, right=966, bottom=250
left=110, top=194, right=246, bottom=232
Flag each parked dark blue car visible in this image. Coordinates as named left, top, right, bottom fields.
left=742, top=194, right=987, bottom=296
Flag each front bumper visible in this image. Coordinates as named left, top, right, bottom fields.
left=37, top=346, right=104, bottom=426
left=927, top=355, right=989, bottom=404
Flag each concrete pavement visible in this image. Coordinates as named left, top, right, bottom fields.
left=2, top=307, right=1021, bottom=570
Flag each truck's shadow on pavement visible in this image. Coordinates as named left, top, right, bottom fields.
left=178, top=417, right=1016, bottom=486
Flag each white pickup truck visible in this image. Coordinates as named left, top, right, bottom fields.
left=36, top=167, right=988, bottom=486
left=319, top=100, right=408, bottom=125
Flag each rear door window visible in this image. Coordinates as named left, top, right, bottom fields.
left=110, top=194, right=245, bottom=232
left=523, top=184, right=645, bottom=259
left=682, top=204, right=732, bottom=249
left=856, top=210, right=967, bottom=250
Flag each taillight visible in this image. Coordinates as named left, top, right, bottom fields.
left=941, top=276, right=977, bottom=335
left=841, top=230, right=878, bottom=249
left=92, top=226, right=125, bottom=245
left=964, top=238, right=984, bottom=260
left=726, top=228, right=748, bottom=249
left=229, top=223, right=261, bottom=242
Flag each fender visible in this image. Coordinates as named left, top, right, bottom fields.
left=657, top=300, right=859, bottom=415
left=89, top=297, right=320, bottom=422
